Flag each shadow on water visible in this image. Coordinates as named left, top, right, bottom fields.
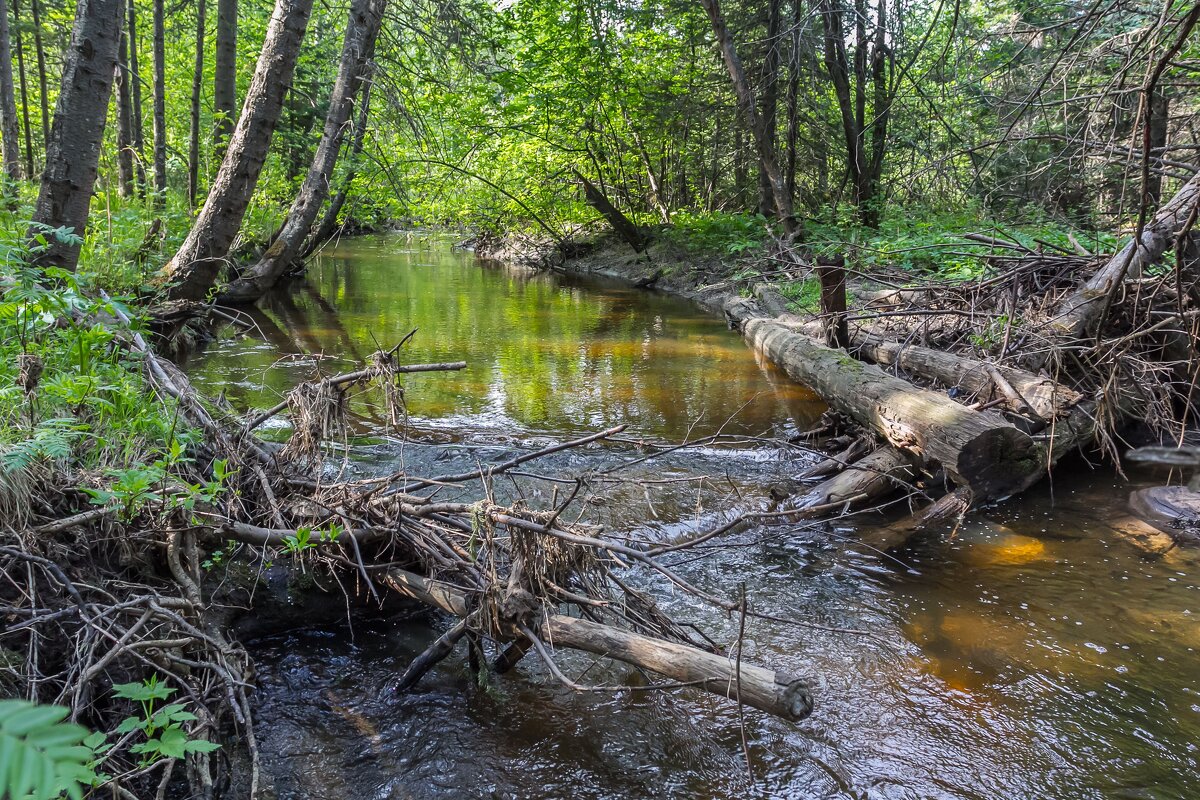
left=187, top=234, right=1198, bottom=799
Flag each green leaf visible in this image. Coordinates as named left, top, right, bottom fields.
left=0, top=699, right=97, bottom=800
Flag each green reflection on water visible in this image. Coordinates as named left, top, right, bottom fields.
left=186, top=233, right=824, bottom=440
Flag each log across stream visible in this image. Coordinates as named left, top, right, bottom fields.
left=189, top=234, right=1200, bottom=799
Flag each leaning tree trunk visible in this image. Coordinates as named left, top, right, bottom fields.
left=726, top=298, right=1041, bottom=499
left=213, top=0, right=237, bottom=155
left=28, top=0, right=122, bottom=271
left=300, top=64, right=373, bottom=257
left=697, top=0, right=794, bottom=235
left=220, top=0, right=385, bottom=304
left=1052, top=169, right=1200, bottom=339
left=160, top=0, right=315, bottom=301
left=0, top=0, right=22, bottom=180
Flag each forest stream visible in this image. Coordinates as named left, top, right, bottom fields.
left=183, top=234, right=1198, bottom=800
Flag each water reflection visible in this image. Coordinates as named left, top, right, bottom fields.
left=185, top=234, right=823, bottom=441
left=184, top=234, right=1198, bottom=799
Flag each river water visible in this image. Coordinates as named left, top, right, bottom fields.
left=186, top=234, right=1198, bottom=800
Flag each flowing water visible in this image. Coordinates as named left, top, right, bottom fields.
left=186, top=234, right=1198, bottom=800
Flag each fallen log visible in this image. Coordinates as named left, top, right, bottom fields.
left=846, top=332, right=1079, bottom=421
left=382, top=569, right=814, bottom=722
left=1052, top=169, right=1200, bottom=338
left=769, top=312, right=1079, bottom=421
left=792, top=448, right=914, bottom=511
left=726, top=299, right=1041, bottom=499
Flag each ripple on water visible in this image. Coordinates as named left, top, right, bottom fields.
left=186, top=234, right=1199, bottom=799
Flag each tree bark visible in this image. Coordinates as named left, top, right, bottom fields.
left=151, top=0, right=166, bottom=200
left=213, top=0, right=236, bottom=153
left=29, top=0, right=46, bottom=146
left=698, top=0, right=795, bottom=235
left=301, top=65, right=373, bottom=258
left=126, top=0, right=146, bottom=189
left=725, top=298, right=1041, bottom=499
left=382, top=569, right=814, bottom=722
left=0, top=0, right=22, bottom=180
left=1052, top=169, right=1200, bottom=338
left=28, top=0, right=122, bottom=270
left=220, top=0, right=385, bottom=304
left=756, top=0, right=782, bottom=216
left=213, top=0, right=237, bottom=154
left=573, top=167, right=647, bottom=252
left=12, top=0, right=32, bottom=179
left=160, top=0, right=315, bottom=301
left=1146, top=90, right=1169, bottom=205
left=115, top=2, right=136, bottom=197
left=188, top=0, right=205, bottom=206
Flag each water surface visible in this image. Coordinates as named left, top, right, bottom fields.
left=188, top=234, right=1198, bottom=800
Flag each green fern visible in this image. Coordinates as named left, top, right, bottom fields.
left=0, top=700, right=98, bottom=800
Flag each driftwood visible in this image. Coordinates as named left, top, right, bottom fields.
left=382, top=569, right=814, bottom=721
left=726, top=298, right=1040, bottom=499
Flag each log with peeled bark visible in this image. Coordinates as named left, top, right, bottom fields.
left=1052, top=169, right=1200, bottom=338
left=726, top=298, right=1041, bottom=499
left=792, top=448, right=914, bottom=511
left=382, top=569, right=814, bottom=722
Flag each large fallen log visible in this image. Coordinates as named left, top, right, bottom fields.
left=846, top=332, right=1080, bottom=421
left=726, top=299, right=1041, bottom=499
left=382, top=569, right=814, bottom=722
left=1052, top=169, right=1200, bottom=338
left=760, top=303, right=1080, bottom=421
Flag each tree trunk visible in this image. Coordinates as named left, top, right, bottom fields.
left=818, top=0, right=890, bottom=227
left=27, top=0, right=122, bottom=270
left=188, top=0, right=205, bottom=206
left=301, top=67, right=373, bottom=258
left=220, top=0, right=385, bottom=304
left=1145, top=89, right=1169, bottom=205
left=29, top=0, right=46, bottom=146
left=382, top=569, right=814, bottom=722
left=756, top=0, right=782, bottom=216
left=573, top=168, right=647, bottom=252
left=725, top=298, right=1041, bottom=499
left=698, top=0, right=795, bottom=234
left=0, top=0, right=22, bottom=180
left=115, top=3, right=136, bottom=197
left=783, top=0, right=801, bottom=206
left=1052, top=169, right=1200, bottom=338
left=213, top=0, right=237, bottom=154
left=151, top=0, right=166, bottom=200
left=126, top=0, right=146, bottom=189
left=160, top=0, right=315, bottom=301
left=13, top=0, right=32, bottom=179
